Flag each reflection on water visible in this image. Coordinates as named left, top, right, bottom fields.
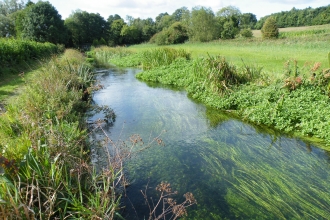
left=90, top=67, right=330, bottom=219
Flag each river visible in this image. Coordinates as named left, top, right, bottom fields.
left=89, top=67, right=330, bottom=219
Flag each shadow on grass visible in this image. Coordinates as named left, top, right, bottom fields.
left=0, top=60, right=42, bottom=103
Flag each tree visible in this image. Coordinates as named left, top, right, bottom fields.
left=109, top=18, right=125, bottom=45
left=0, top=14, right=13, bottom=36
left=20, top=1, right=67, bottom=44
left=217, top=6, right=241, bottom=20
left=167, top=21, right=188, bottom=44
left=107, top=14, right=121, bottom=26
left=216, top=6, right=241, bottom=39
left=240, top=13, right=257, bottom=29
left=141, top=18, right=156, bottom=42
left=189, top=6, right=218, bottom=42
left=65, top=10, right=107, bottom=47
left=0, top=0, right=26, bottom=37
left=156, top=14, right=174, bottom=31
left=155, top=12, right=169, bottom=23
left=220, top=20, right=238, bottom=39
left=151, top=21, right=188, bottom=45
left=171, top=7, right=189, bottom=21
left=261, top=16, right=279, bottom=39
left=121, top=24, right=140, bottom=44
left=0, top=0, right=25, bottom=16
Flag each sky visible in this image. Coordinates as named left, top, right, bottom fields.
left=31, top=0, right=330, bottom=21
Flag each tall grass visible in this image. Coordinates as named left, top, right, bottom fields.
left=92, top=46, right=135, bottom=67
left=141, top=48, right=191, bottom=70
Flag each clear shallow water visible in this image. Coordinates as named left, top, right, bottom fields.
left=90, top=67, right=330, bottom=219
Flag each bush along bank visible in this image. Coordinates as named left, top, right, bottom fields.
left=96, top=47, right=330, bottom=148
left=0, top=49, right=124, bottom=219
left=0, top=38, right=64, bottom=75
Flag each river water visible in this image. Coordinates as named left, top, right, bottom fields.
left=89, top=67, right=330, bottom=219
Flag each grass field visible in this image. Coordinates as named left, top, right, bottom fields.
left=253, top=24, right=330, bottom=37
left=130, top=24, right=330, bottom=75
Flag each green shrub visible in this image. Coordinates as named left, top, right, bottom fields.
left=0, top=38, right=59, bottom=70
left=261, top=17, right=279, bottom=39
left=150, top=30, right=169, bottom=45
left=240, top=28, right=253, bottom=38
left=150, top=22, right=189, bottom=46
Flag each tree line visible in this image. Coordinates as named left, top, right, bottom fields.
left=0, top=0, right=329, bottom=47
left=256, top=5, right=330, bottom=29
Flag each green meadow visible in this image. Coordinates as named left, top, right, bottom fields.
left=128, top=24, right=330, bottom=74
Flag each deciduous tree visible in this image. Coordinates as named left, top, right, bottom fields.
left=20, top=1, right=67, bottom=44
left=65, top=10, right=107, bottom=47
left=189, top=6, right=217, bottom=42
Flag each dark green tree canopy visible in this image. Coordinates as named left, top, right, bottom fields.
left=240, top=13, right=257, bottom=29
left=20, top=1, right=66, bottom=44
left=107, top=14, right=121, bottom=26
left=156, top=12, right=169, bottom=23
left=65, top=10, right=107, bottom=47
left=171, top=7, right=189, bottom=21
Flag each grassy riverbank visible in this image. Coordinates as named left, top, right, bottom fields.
left=0, top=49, right=124, bottom=219
left=92, top=28, right=330, bottom=149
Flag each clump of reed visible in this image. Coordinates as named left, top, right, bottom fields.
left=141, top=48, right=191, bottom=70
left=92, top=46, right=133, bottom=67
left=191, top=55, right=262, bottom=95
